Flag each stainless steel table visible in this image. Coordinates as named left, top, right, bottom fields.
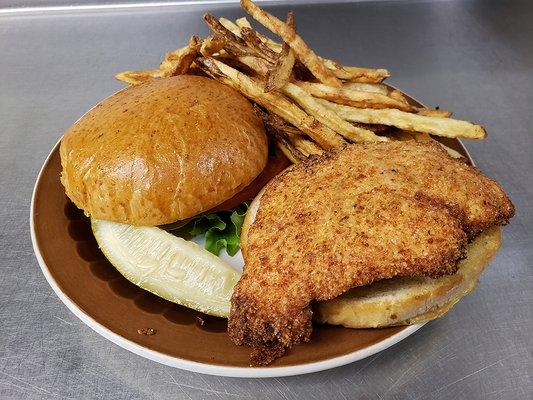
left=1, top=1, right=531, bottom=399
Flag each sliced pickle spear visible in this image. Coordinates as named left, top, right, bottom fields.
left=91, top=219, right=240, bottom=317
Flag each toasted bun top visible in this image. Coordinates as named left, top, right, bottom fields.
left=60, top=75, right=268, bottom=226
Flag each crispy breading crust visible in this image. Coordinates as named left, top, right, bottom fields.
left=229, top=141, right=514, bottom=365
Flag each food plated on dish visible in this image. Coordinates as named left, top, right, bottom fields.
left=39, top=0, right=513, bottom=369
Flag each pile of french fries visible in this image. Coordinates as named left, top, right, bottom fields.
left=116, top=0, right=486, bottom=163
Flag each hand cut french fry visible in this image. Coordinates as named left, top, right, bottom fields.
left=281, top=129, right=324, bottom=157
left=235, top=17, right=252, bottom=29
left=273, top=139, right=306, bottom=163
left=296, top=81, right=414, bottom=111
left=343, top=82, right=389, bottom=95
left=231, top=51, right=384, bottom=142
left=115, top=69, right=166, bottom=85
left=240, top=0, right=342, bottom=87
left=264, top=12, right=296, bottom=93
left=240, top=27, right=279, bottom=61
left=388, top=89, right=411, bottom=106
left=283, top=83, right=385, bottom=142
left=204, top=14, right=246, bottom=46
left=200, top=35, right=226, bottom=57
left=235, top=17, right=283, bottom=52
left=417, top=108, right=453, bottom=118
left=204, top=13, right=252, bottom=57
left=219, top=18, right=243, bottom=37
left=317, top=99, right=486, bottom=139
left=264, top=43, right=295, bottom=92
left=197, top=57, right=345, bottom=149
left=159, top=36, right=202, bottom=75
left=235, top=25, right=388, bottom=85
left=116, top=36, right=201, bottom=84
left=289, top=134, right=324, bottom=157
left=261, top=117, right=307, bottom=162
left=260, top=111, right=323, bottom=158
left=235, top=55, right=271, bottom=76
left=281, top=129, right=324, bottom=158
left=321, top=58, right=390, bottom=83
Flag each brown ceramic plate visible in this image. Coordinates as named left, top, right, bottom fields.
left=31, top=90, right=472, bottom=377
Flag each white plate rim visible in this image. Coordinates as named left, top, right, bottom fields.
left=31, top=131, right=472, bottom=378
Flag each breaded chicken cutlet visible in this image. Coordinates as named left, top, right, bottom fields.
left=229, top=140, right=514, bottom=365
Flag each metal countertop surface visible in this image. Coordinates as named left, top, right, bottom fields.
left=1, top=1, right=532, bottom=399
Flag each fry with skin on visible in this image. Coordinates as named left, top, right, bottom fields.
left=219, top=40, right=252, bottom=57
left=235, top=17, right=283, bottom=51
left=197, top=57, right=345, bottom=149
left=317, top=99, right=486, bottom=139
left=204, top=13, right=252, bottom=56
left=235, top=15, right=309, bottom=83
left=257, top=107, right=324, bottom=157
left=343, top=82, right=389, bottom=95
left=219, top=17, right=243, bottom=37
left=274, top=139, right=306, bottom=163
left=116, top=36, right=201, bottom=84
left=115, top=69, right=166, bottom=85
left=383, top=86, right=453, bottom=118
left=261, top=115, right=306, bottom=163
left=343, top=84, right=451, bottom=118
left=204, top=14, right=247, bottom=46
left=235, top=16, right=252, bottom=29
left=388, top=89, right=411, bottom=106
left=240, top=0, right=342, bottom=87
left=283, top=83, right=384, bottom=142
left=296, top=81, right=414, bottom=111
left=264, top=12, right=296, bottom=92
left=233, top=11, right=388, bottom=85
left=234, top=55, right=271, bottom=76
left=265, top=118, right=321, bottom=160
left=159, top=35, right=202, bottom=75
left=235, top=17, right=281, bottom=53
left=200, top=35, right=226, bottom=56
left=240, top=27, right=280, bottom=61
left=321, top=58, right=390, bottom=83
left=234, top=52, right=381, bottom=142
left=285, top=131, right=324, bottom=157
left=264, top=44, right=295, bottom=91
left=417, top=108, right=453, bottom=118
left=387, top=87, right=453, bottom=118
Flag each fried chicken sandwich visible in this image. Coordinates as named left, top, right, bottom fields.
left=234, top=140, right=514, bottom=365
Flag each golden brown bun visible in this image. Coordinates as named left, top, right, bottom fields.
left=60, top=76, right=268, bottom=226
left=242, top=192, right=501, bottom=328
left=314, top=226, right=502, bottom=328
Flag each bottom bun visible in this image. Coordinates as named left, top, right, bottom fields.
left=314, top=226, right=502, bottom=327
left=241, top=191, right=502, bottom=328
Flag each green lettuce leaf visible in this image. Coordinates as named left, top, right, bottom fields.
left=185, top=201, right=250, bottom=256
